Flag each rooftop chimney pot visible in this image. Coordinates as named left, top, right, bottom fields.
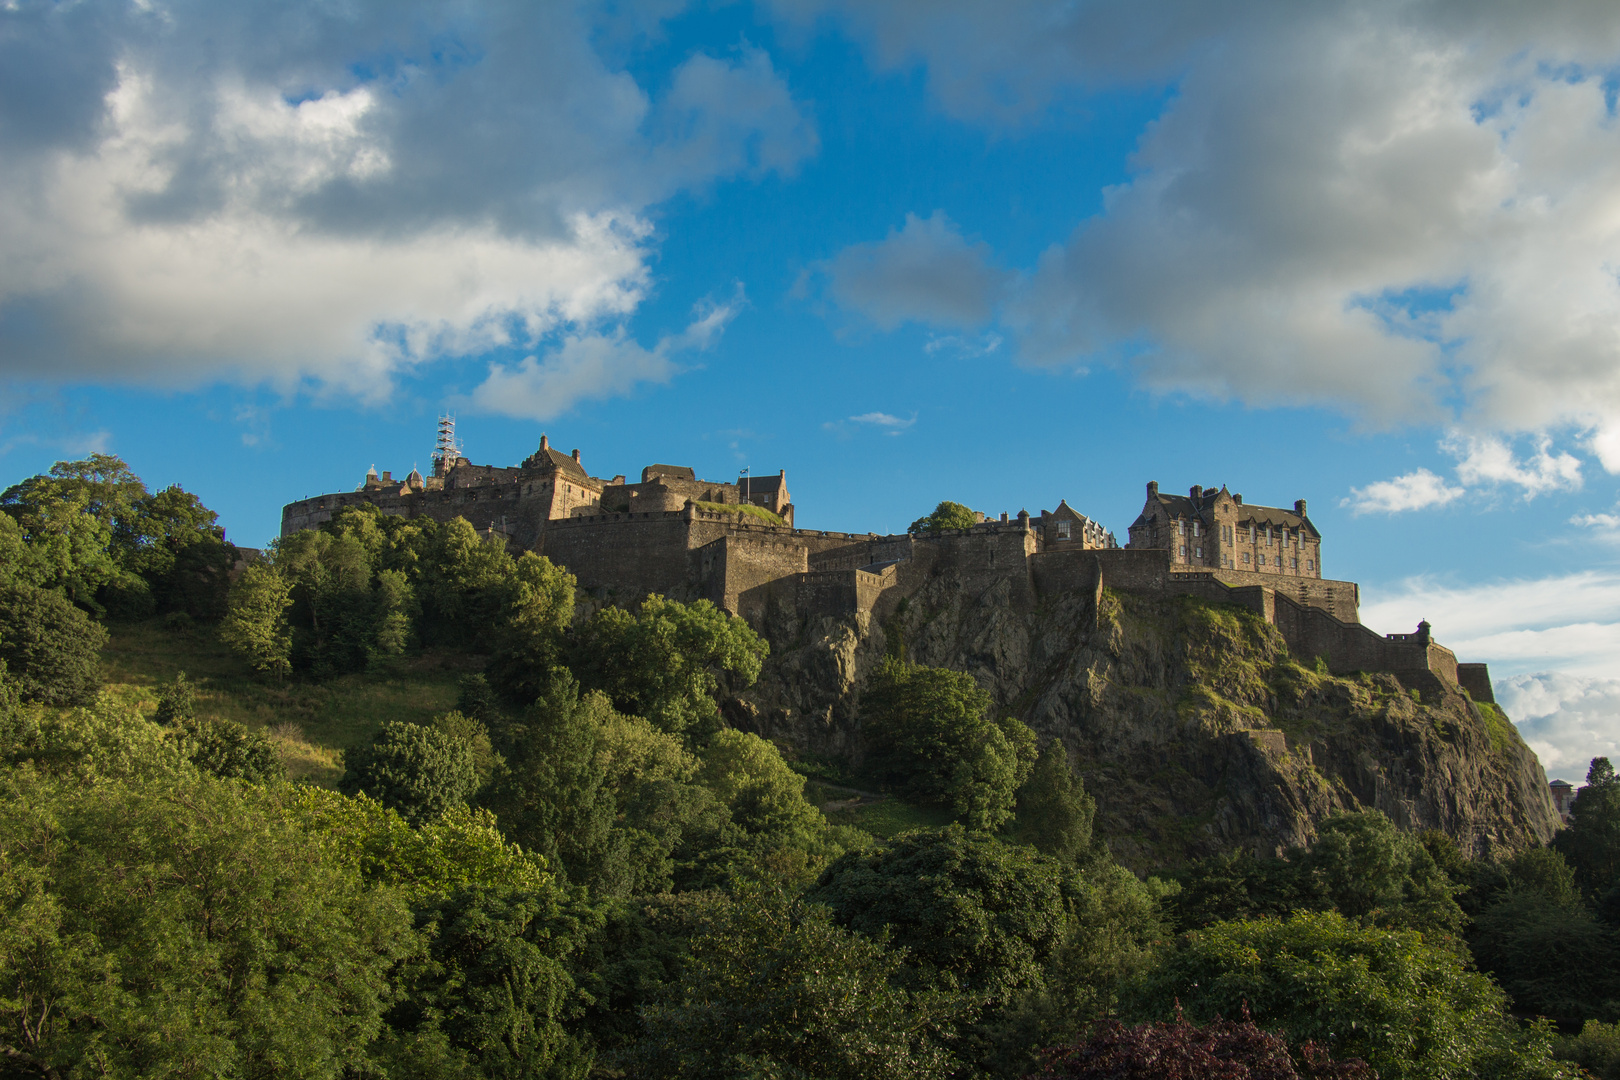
left=540, top=434, right=549, bottom=451
left=1147, top=480, right=1159, bottom=498
left=572, top=449, right=580, bottom=463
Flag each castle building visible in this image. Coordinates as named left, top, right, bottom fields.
left=1127, top=482, right=1322, bottom=578
left=280, top=427, right=1497, bottom=707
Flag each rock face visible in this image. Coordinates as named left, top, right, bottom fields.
left=738, top=565, right=1559, bottom=869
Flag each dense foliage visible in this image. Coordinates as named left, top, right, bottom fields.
left=863, top=656, right=1037, bottom=829
left=908, top=500, right=980, bottom=534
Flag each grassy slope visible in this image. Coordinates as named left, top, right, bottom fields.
left=100, top=619, right=464, bottom=786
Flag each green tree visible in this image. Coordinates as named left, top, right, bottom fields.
left=418, top=517, right=517, bottom=649
left=1012, top=740, right=1096, bottom=865
left=0, top=769, right=418, bottom=1078
left=908, top=500, right=979, bottom=534
left=486, top=552, right=577, bottom=705
left=1294, top=811, right=1464, bottom=934
left=1470, top=847, right=1620, bottom=1023
left=153, top=670, right=198, bottom=726
left=622, top=881, right=966, bottom=1079
left=808, top=826, right=1077, bottom=1003
left=0, top=453, right=139, bottom=609
left=284, top=786, right=550, bottom=908
left=862, top=657, right=1037, bottom=830
left=573, top=595, right=768, bottom=743
left=341, top=719, right=480, bottom=826
left=1168, top=810, right=1463, bottom=936
left=695, top=729, right=829, bottom=856
left=1555, top=758, right=1620, bottom=900
left=0, top=582, right=107, bottom=705
left=376, top=885, right=603, bottom=1080
left=221, top=561, right=293, bottom=678
left=481, top=678, right=628, bottom=895
left=179, top=715, right=287, bottom=785
left=1131, top=910, right=1567, bottom=1080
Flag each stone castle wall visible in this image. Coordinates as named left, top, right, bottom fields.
left=280, top=454, right=1495, bottom=703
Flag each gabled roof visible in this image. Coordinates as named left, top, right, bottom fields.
left=530, top=446, right=590, bottom=481
left=643, top=464, right=696, bottom=482
left=1133, top=488, right=1319, bottom=538
left=739, top=474, right=784, bottom=493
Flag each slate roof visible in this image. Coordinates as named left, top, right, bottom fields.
left=739, top=474, right=784, bottom=493
left=1132, top=490, right=1319, bottom=537
left=532, top=446, right=590, bottom=481
left=644, top=464, right=697, bottom=482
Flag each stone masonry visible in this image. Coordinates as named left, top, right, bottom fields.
left=279, top=434, right=1495, bottom=702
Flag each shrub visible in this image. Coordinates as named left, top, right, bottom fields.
left=909, top=500, right=979, bottom=533
left=1131, top=910, right=1566, bottom=1080
left=340, top=720, right=480, bottom=826
left=0, top=583, right=107, bottom=705
left=862, top=657, right=1036, bottom=829
left=1030, top=1013, right=1374, bottom=1080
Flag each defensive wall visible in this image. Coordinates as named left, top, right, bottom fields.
left=280, top=442, right=1494, bottom=702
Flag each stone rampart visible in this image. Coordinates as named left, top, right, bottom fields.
left=1457, top=664, right=1497, bottom=704
left=541, top=511, right=694, bottom=602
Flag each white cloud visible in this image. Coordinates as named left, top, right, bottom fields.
left=469, top=293, right=740, bottom=421
left=1446, top=434, right=1582, bottom=496
left=820, top=212, right=1009, bottom=332
left=1345, top=468, right=1464, bottom=514
left=1496, top=672, right=1620, bottom=780
left=1572, top=512, right=1620, bottom=531
left=790, top=2, right=1620, bottom=447
left=1363, top=569, right=1620, bottom=774
left=1361, top=570, right=1620, bottom=679
left=849, top=411, right=916, bottom=437
left=0, top=4, right=812, bottom=408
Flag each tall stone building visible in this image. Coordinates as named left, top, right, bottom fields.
left=1128, top=481, right=1322, bottom=579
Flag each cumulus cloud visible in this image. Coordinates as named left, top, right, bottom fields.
left=1345, top=469, right=1465, bottom=515
left=1446, top=434, right=1583, bottom=496
left=1363, top=569, right=1620, bottom=774
left=820, top=212, right=1009, bottom=332
left=1572, top=512, right=1620, bottom=532
left=469, top=292, right=741, bottom=421
left=0, top=3, right=813, bottom=402
left=1496, top=672, right=1620, bottom=780
left=792, top=2, right=1620, bottom=449
left=1361, top=570, right=1620, bottom=679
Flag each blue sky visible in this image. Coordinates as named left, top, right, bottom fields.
left=3, top=0, right=1619, bottom=778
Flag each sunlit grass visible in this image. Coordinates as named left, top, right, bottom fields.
left=101, top=619, right=466, bottom=786
left=827, top=798, right=956, bottom=838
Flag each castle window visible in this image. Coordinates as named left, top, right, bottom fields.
left=1242, top=552, right=1251, bottom=565
left=1179, top=545, right=1187, bottom=559
left=1057, top=520, right=1071, bottom=539
left=1192, top=521, right=1200, bottom=537
left=1290, top=557, right=1298, bottom=568
left=1177, top=520, right=1185, bottom=535
left=1195, top=546, right=1203, bottom=558
left=1223, top=525, right=1232, bottom=542
left=1306, top=560, right=1314, bottom=570
left=1257, top=553, right=1267, bottom=567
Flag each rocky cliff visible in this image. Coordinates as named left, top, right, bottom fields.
left=734, top=562, right=1559, bottom=869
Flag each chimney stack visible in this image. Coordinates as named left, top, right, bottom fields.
left=572, top=449, right=581, bottom=463
left=1295, top=499, right=1307, bottom=516
left=1190, top=485, right=1203, bottom=501
left=540, top=434, right=549, bottom=451
left=1147, top=481, right=1159, bottom=498
left=1234, top=494, right=1243, bottom=505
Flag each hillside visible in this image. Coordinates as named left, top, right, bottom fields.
left=743, top=580, right=1558, bottom=868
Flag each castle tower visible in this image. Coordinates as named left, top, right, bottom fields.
left=432, top=415, right=462, bottom=478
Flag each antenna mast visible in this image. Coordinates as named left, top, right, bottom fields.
left=432, top=414, right=462, bottom=477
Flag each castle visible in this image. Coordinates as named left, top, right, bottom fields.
left=280, top=427, right=1495, bottom=705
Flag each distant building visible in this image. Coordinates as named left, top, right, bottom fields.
left=1128, top=481, right=1322, bottom=579
left=1550, top=778, right=1576, bottom=822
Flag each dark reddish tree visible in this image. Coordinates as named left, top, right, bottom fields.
left=1029, top=1012, right=1375, bottom=1080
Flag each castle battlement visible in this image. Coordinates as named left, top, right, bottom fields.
left=279, top=432, right=1494, bottom=704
